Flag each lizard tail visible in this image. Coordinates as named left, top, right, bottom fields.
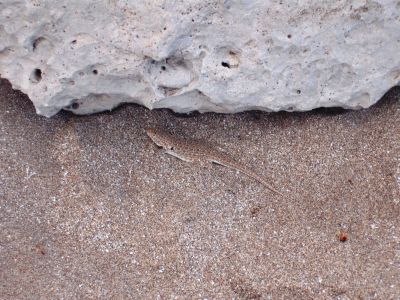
left=239, top=166, right=284, bottom=196
left=211, top=157, right=284, bottom=196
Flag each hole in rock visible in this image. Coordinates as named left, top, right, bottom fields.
left=30, top=69, right=42, bottom=83
left=32, top=37, right=46, bottom=51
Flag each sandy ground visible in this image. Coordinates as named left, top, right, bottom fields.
left=0, top=78, right=399, bottom=299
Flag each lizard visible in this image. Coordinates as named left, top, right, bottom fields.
left=146, top=127, right=283, bottom=196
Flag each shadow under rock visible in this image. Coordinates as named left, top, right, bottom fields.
left=1, top=77, right=399, bottom=122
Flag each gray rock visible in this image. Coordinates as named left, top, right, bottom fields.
left=0, top=1, right=399, bottom=117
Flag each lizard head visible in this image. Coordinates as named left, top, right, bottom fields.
left=145, top=127, right=174, bottom=150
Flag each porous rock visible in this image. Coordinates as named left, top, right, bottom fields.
left=0, top=1, right=399, bottom=117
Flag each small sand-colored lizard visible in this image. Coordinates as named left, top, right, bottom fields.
left=146, top=128, right=283, bottom=195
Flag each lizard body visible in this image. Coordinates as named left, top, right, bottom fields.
left=146, top=128, right=283, bottom=196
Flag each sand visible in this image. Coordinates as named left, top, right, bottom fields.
left=0, top=78, right=399, bottom=299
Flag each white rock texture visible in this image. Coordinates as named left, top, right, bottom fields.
left=0, top=1, right=400, bottom=117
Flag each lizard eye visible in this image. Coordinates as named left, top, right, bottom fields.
left=170, top=146, right=174, bottom=150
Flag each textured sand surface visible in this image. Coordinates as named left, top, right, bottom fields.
left=0, top=78, right=399, bottom=299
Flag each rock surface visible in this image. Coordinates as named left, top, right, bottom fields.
left=0, top=1, right=399, bottom=117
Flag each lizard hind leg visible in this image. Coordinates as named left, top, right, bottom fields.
left=165, top=149, right=195, bottom=162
